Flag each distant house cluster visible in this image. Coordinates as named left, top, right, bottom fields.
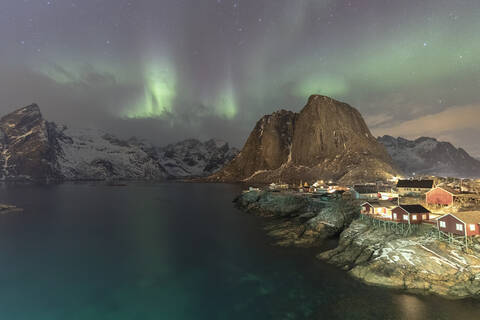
left=358, top=178, right=480, bottom=247
left=246, top=176, right=480, bottom=246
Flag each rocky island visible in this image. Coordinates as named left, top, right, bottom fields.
left=236, top=190, right=480, bottom=299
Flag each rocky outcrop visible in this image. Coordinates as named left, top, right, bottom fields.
left=210, top=95, right=398, bottom=184
left=236, top=190, right=480, bottom=298
left=157, top=138, right=238, bottom=178
left=0, top=104, right=61, bottom=181
left=318, top=219, right=480, bottom=298
left=234, top=190, right=359, bottom=247
left=378, top=135, right=480, bottom=178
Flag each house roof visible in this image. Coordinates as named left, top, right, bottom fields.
left=362, top=201, right=396, bottom=208
left=399, top=204, right=431, bottom=214
left=397, top=180, right=434, bottom=189
left=426, top=186, right=460, bottom=195
left=447, top=211, right=480, bottom=225
left=353, top=185, right=378, bottom=194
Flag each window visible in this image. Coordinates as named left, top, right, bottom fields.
left=403, top=214, right=409, bottom=221
left=422, top=214, right=427, bottom=220
left=412, top=215, right=417, bottom=220
left=439, top=221, right=446, bottom=228
left=393, top=213, right=397, bottom=220
left=456, top=223, right=464, bottom=231
left=470, top=224, right=476, bottom=231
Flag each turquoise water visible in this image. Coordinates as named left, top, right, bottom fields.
left=0, top=182, right=478, bottom=319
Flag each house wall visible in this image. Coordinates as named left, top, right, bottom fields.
left=361, top=203, right=373, bottom=214
left=426, top=189, right=454, bottom=206
left=398, top=187, right=431, bottom=196
left=392, top=207, right=408, bottom=223
left=468, top=223, right=480, bottom=236
left=438, top=215, right=466, bottom=236
left=391, top=207, right=428, bottom=224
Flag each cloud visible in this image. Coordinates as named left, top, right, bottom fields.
left=372, top=104, right=480, bottom=138
left=370, top=104, right=480, bottom=158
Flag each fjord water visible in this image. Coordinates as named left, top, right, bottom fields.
left=0, top=183, right=479, bottom=319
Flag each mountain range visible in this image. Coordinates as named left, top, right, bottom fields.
left=378, top=135, right=480, bottom=178
left=0, top=104, right=237, bottom=181
left=3, top=101, right=479, bottom=183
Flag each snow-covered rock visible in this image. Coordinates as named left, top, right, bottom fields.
left=56, top=128, right=166, bottom=180
left=157, top=138, right=238, bottom=178
left=378, top=135, right=480, bottom=178
left=319, top=219, right=480, bottom=298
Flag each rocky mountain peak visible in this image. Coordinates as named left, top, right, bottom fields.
left=209, top=95, right=398, bottom=184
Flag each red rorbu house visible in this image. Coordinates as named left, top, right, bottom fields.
left=391, top=205, right=430, bottom=224
left=361, top=201, right=397, bottom=219
left=425, top=186, right=460, bottom=207
left=437, top=211, right=480, bottom=236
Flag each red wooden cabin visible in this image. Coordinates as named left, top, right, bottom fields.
left=425, top=187, right=459, bottom=206
left=391, top=205, right=430, bottom=224
left=437, top=212, right=480, bottom=236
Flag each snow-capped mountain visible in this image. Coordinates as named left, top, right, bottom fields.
left=378, top=135, right=480, bottom=178
left=56, top=128, right=166, bottom=180
left=157, top=139, right=238, bottom=178
left=0, top=104, right=237, bottom=181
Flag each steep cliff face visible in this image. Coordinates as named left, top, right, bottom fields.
left=0, top=104, right=60, bottom=180
left=379, top=135, right=480, bottom=178
left=209, top=95, right=398, bottom=184
left=213, top=110, right=296, bottom=181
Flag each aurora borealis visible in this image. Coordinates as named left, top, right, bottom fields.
left=1, top=0, right=480, bottom=155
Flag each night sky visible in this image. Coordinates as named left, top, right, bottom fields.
left=1, top=0, right=480, bottom=156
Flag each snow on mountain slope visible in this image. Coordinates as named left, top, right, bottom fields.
left=157, top=139, right=239, bottom=178
left=57, top=127, right=167, bottom=180
left=0, top=104, right=237, bottom=181
left=378, top=135, right=480, bottom=178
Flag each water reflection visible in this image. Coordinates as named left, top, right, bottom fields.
left=395, top=294, right=427, bottom=320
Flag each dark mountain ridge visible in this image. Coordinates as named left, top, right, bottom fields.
left=378, top=135, right=480, bottom=178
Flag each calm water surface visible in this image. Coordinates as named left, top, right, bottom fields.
left=0, top=182, right=478, bottom=319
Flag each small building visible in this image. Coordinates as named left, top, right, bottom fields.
left=352, top=185, right=379, bottom=200
left=425, top=186, right=460, bottom=207
left=397, top=180, right=434, bottom=196
left=269, top=183, right=289, bottom=191
left=361, top=200, right=397, bottom=219
left=391, top=204, right=430, bottom=224
left=437, top=211, right=480, bottom=236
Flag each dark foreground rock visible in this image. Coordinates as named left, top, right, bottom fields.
left=318, top=218, right=480, bottom=298
left=234, top=190, right=359, bottom=247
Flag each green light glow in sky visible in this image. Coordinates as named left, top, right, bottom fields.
left=294, top=74, right=348, bottom=99
left=122, top=61, right=176, bottom=119
left=213, top=83, right=238, bottom=119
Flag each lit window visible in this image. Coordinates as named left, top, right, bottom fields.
left=439, top=221, right=446, bottom=228
left=403, top=215, right=409, bottom=221
left=422, top=214, right=427, bottom=220
left=393, top=213, right=397, bottom=219
left=412, top=215, right=417, bottom=220
left=470, top=224, right=476, bottom=231
left=456, top=224, right=464, bottom=231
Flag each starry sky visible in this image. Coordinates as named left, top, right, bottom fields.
left=1, top=0, right=480, bottom=156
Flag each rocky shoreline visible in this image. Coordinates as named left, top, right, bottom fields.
left=235, top=190, right=480, bottom=299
